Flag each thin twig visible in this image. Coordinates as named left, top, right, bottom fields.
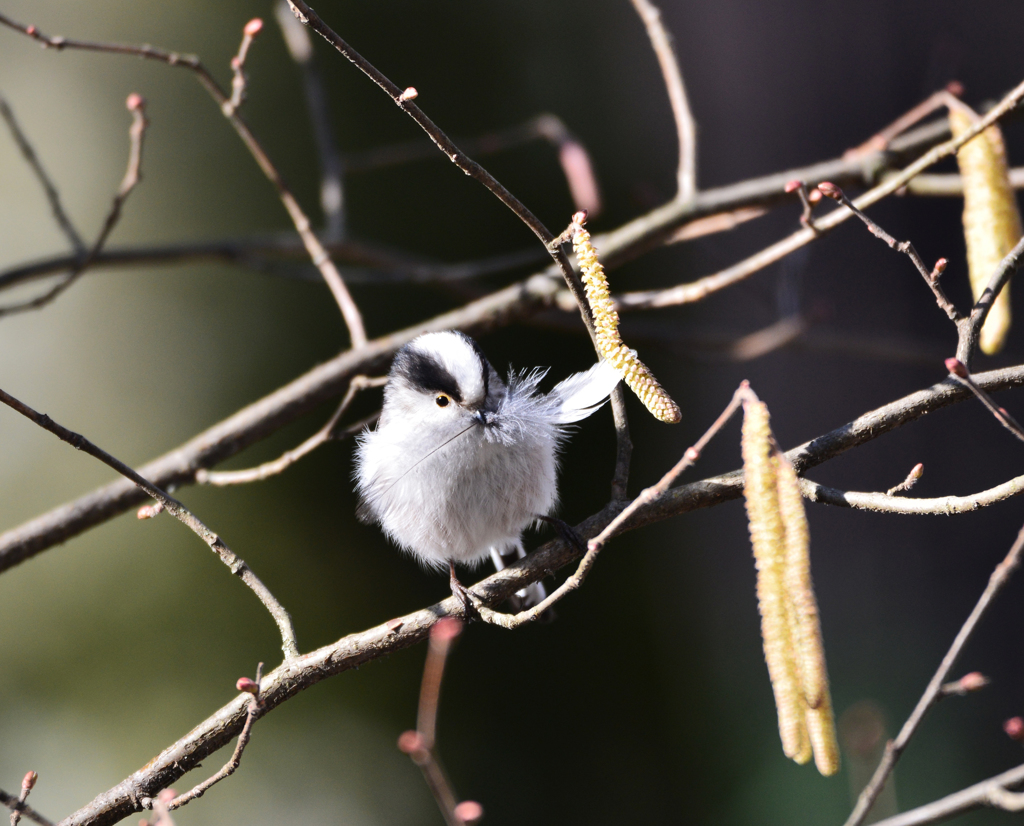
left=0, top=11, right=367, bottom=348
left=161, top=666, right=264, bottom=812
left=843, top=521, right=1024, bottom=826
left=629, top=0, right=696, bottom=201
left=397, top=619, right=476, bottom=826
left=274, top=1, right=346, bottom=240
left=0, top=790, right=51, bottom=826
left=223, top=19, right=263, bottom=117
left=0, top=115, right=996, bottom=298
left=474, top=383, right=751, bottom=628
left=0, top=94, right=148, bottom=318
left=7, top=774, right=38, bottom=826
left=945, top=358, right=1024, bottom=443
left=0, top=387, right=299, bottom=660
left=817, top=182, right=960, bottom=321
left=885, top=463, right=924, bottom=496
left=615, top=74, right=1024, bottom=310
left=960, top=234, right=1024, bottom=363
left=196, top=375, right=385, bottom=486
left=868, top=762, right=1024, bottom=826
left=0, top=94, right=84, bottom=254
left=800, top=472, right=1024, bottom=515
left=844, top=85, right=964, bottom=158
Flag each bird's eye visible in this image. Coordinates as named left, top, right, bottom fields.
left=435, top=394, right=451, bottom=408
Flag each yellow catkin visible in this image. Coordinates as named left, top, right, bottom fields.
left=949, top=107, right=1022, bottom=354
left=775, top=450, right=840, bottom=776
left=741, top=400, right=808, bottom=763
left=570, top=215, right=682, bottom=423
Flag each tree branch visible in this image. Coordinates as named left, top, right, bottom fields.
left=800, top=474, right=1024, bottom=514
left=844, top=521, right=1024, bottom=826
left=0, top=94, right=148, bottom=318
left=0, top=93, right=84, bottom=254
left=0, top=11, right=367, bottom=348
left=628, top=0, right=697, bottom=201
left=0, top=387, right=299, bottom=660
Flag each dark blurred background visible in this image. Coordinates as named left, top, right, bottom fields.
left=1, top=1, right=1024, bottom=824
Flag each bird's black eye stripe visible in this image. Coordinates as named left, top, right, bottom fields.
left=392, top=349, right=463, bottom=403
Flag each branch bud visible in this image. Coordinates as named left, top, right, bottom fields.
left=945, top=358, right=968, bottom=378
left=126, top=93, right=146, bottom=112
left=1004, top=716, right=1024, bottom=742
left=244, top=18, right=264, bottom=37
left=21, top=771, right=38, bottom=793
left=398, top=87, right=418, bottom=102
left=784, top=179, right=803, bottom=194
left=397, top=729, right=427, bottom=756
left=236, top=677, right=259, bottom=696
left=454, top=801, right=485, bottom=824
left=817, top=182, right=843, bottom=201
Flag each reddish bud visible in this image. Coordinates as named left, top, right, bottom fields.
left=26, top=25, right=36, bottom=36
left=572, top=209, right=588, bottom=227
left=957, top=672, right=989, bottom=692
left=230, top=56, right=242, bottom=70
left=817, top=182, right=843, bottom=201
left=386, top=617, right=404, bottom=633
left=244, top=18, right=264, bottom=37
left=685, top=446, right=700, bottom=462
left=909, top=463, right=924, bottom=479
left=126, top=93, right=145, bottom=112
left=398, top=87, right=418, bottom=102
left=236, top=677, right=259, bottom=695
left=946, top=81, right=964, bottom=98
left=21, top=771, right=37, bottom=792
left=1004, top=716, right=1024, bottom=741
left=431, top=617, right=463, bottom=642
left=137, top=502, right=163, bottom=520
left=397, top=729, right=425, bottom=754
left=807, top=188, right=823, bottom=204
left=784, top=179, right=803, bottom=194
left=454, top=800, right=484, bottom=824
left=932, top=258, right=948, bottom=276
left=945, top=358, right=968, bottom=378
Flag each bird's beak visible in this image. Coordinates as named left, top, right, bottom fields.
left=473, top=409, right=489, bottom=426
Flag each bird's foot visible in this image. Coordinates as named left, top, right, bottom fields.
left=449, top=561, right=481, bottom=622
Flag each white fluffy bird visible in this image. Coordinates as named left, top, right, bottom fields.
left=354, top=330, right=620, bottom=610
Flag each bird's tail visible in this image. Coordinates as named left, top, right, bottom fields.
left=548, top=359, right=621, bottom=423
left=490, top=541, right=548, bottom=614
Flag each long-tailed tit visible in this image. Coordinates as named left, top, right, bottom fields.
left=354, top=330, right=620, bottom=611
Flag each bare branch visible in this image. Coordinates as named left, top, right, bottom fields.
left=274, top=1, right=346, bottom=240
left=0, top=94, right=148, bottom=318
left=629, top=0, right=697, bottom=200
left=818, top=181, right=960, bottom=320
left=615, top=75, right=1024, bottom=310
left=0, top=387, right=298, bottom=660
left=800, top=472, right=1024, bottom=515
left=0, top=11, right=367, bottom=348
left=960, top=234, right=1024, bottom=362
left=196, top=376, right=385, bottom=486
left=844, top=521, right=1024, bottom=826
left=0, top=93, right=84, bottom=254
left=0, top=789, right=52, bottom=826
left=869, top=763, right=1024, bottom=826
left=397, top=619, right=477, bottom=826
left=162, top=666, right=264, bottom=812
